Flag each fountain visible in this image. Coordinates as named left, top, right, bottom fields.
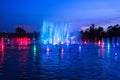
left=40, top=21, right=77, bottom=45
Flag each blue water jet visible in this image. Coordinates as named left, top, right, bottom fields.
left=40, top=21, right=78, bottom=45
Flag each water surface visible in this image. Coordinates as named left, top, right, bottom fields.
left=0, top=43, right=120, bottom=80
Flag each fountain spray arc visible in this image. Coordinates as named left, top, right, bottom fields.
left=40, top=21, right=73, bottom=45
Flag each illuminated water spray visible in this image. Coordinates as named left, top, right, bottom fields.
left=40, top=21, right=76, bottom=44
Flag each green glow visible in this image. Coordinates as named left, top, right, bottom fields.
left=33, top=44, right=37, bottom=62
left=33, top=44, right=37, bottom=57
left=33, top=45, right=37, bottom=52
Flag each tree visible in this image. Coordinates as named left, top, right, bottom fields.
left=16, top=27, right=26, bottom=34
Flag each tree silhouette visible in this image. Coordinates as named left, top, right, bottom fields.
left=16, top=27, right=26, bottom=34
left=80, top=24, right=120, bottom=43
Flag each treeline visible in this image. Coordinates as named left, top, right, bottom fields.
left=0, top=27, right=39, bottom=39
left=80, top=24, right=120, bottom=43
left=0, top=32, right=39, bottom=39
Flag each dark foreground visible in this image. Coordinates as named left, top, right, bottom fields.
left=0, top=43, right=120, bottom=80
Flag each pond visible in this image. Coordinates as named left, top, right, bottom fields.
left=0, top=41, right=120, bottom=80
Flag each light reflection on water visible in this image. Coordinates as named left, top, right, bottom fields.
left=0, top=51, right=4, bottom=69
left=33, top=44, right=37, bottom=62
left=0, top=38, right=120, bottom=79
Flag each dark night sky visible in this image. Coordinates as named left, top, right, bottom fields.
left=0, top=0, right=120, bottom=32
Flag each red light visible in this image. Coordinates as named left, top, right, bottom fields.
left=15, top=37, right=29, bottom=50
left=1, top=45, right=4, bottom=49
left=23, top=37, right=29, bottom=46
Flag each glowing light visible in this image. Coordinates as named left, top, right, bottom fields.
left=65, top=39, right=70, bottom=43
left=101, top=45, right=104, bottom=48
left=84, top=41, right=87, bottom=44
left=107, top=43, right=110, bottom=57
left=61, top=41, right=64, bottom=44
left=103, top=42, right=104, bottom=45
left=61, top=48, right=64, bottom=58
left=116, top=41, right=119, bottom=46
left=1, top=45, right=4, bottom=49
left=98, top=40, right=101, bottom=45
left=61, top=48, right=64, bottom=53
left=0, top=37, right=5, bottom=52
left=24, top=37, right=29, bottom=45
left=72, top=41, right=76, bottom=44
left=46, top=45, right=50, bottom=52
left=79, top=46, right=81, bottom=52
left=33, top=45, right=37, bottom=52
left=107, top=43, right=110, bottom=49
left=33, top=44, right=37, bottom=63
left=47, top=48, right=49, bottom=52
left=115, top=52, right=118, bottom=61
left=115, top=52, right=117, bottom=56
left=15, top=37, right=29, bottom=50
left=101, top=41, right=104, bottom=48
left=15, top=37, right=29, bottom=45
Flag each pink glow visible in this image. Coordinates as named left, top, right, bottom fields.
left=101, top=45, right=104, bottom=48
left=83, top=41, right=87, bottom=44
left=98, top=40, right=101, bottom=45
left=102, top=42, right=105, bottom=46
left=0, top=37, right=5, bottom=52
left=65, top=39, right=70, bottom=44
left=116, top=41, right=119, bottom=46
left=61, top=48, right=64, bottom=53
left=61, top=48, right=64, bottom=58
